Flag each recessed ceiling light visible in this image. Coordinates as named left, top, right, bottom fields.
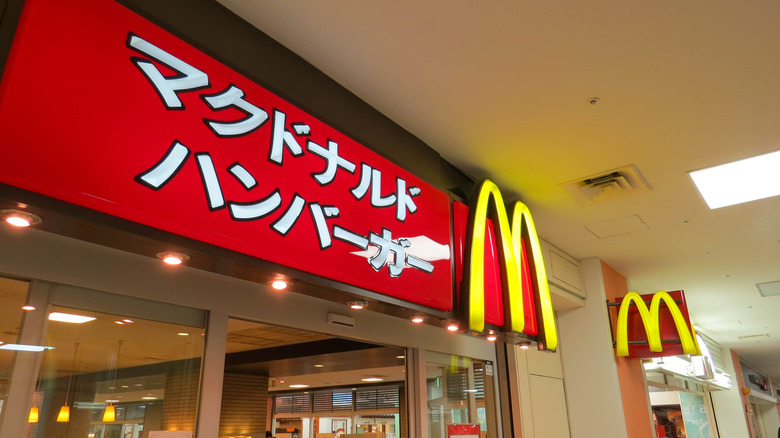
left=177, top=332, right=189, bottom=336
left=271, top=279, right=288, bottom=290
left=114, top=320, right=125, bottom=325
left=396, top=355, right=405, bottom=359
left=348, top=300, right=368, bottom=310
left=122, top=319, right=134, bottom=324
left=410, top=315, right=425, bottom=324
left=141, top=396, right=157, bottom=400
left=689, top=150, right=780, bottom=209
left=518, top=341, right=531, bottom=350
left=21, top=305, right=36, bottom=311
left=48, top=312, right=96, bottom=324
left=361, top=377, right=384, bottom=382
left=1, top=210, right=42, bottom=227
left=446, top=322, right=459, bottom=332
left=289, top=384, right=309, bottom=388
left=156, top=251, right=189, bottom=265
left=314, top=364, right=324, bottom=368
left=486, top=331, right=498, bottom=342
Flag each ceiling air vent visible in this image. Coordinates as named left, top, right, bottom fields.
left=757, top=281, right=780, bottom=297
left=737, top=334, right=769, bottom=340
left=560, top=164, right=652, bottom=205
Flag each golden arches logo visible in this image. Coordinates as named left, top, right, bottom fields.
left=463, top=179, right=557, bottom=351
left=615, top=291, right=700, bottom=357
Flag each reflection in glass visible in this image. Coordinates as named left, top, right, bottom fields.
left=426, top=352, right=497, bottom=438
left=220, top=318, right=407, bottom=438
left=0, top=277, right=31, bottom=431
left=24, top=305, right=204, bottom=438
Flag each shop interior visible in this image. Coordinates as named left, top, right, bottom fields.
left=0, top=276, right=495, bottom=438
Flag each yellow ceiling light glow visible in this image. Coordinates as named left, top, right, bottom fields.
left=689, top=150, right=780, bottom=209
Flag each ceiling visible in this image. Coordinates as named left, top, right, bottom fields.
left=214, top=1, right=780, bottom=379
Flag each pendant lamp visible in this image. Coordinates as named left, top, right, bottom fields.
left=57, top=343, right=80, bottom=422
left=28, top=407, right=39, bottom=423
left=103, top=340, right=123, bottom=422
left=102, top=405, right=116, bottom=422
left=28, top=347, right=50, bottom=423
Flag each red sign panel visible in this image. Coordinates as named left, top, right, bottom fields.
left=0, top=0, right=452, bottom=309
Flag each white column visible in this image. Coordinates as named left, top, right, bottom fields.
left=196, top=311, right=228, bottom=438
left=0, top=281, right=51, bottom=438
left=710, top=350, right=750, bottom=438
left=556, top=258, right=628, bottom=438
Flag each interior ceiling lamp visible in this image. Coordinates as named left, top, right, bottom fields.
left=48, top=312, right=96, bottom=324
left=361, top=377, right=384, bottom=382
left=57, top=343, right=80, bottom=422
left=689, top=149, right=780, bottom=209
left=103, top=340, right=123, bottom=422
left=446, top=321, right=459, bottom=332
left=410, top=315, right=426, bottom=324
left=486, top=331, right=498, bottom=342
left=1, top=209, right=42, bottom=227
left=156, top=251, right=190, bottom=266
left=518, top=341, right=531, bottom=350
left=348, top=300, right=368, bottom=310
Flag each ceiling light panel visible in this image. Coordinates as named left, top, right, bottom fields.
left=48, top=312, right=96, bottom=324
left=689, top=150, right=780, bottom=209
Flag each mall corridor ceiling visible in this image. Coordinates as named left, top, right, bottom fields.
left=216, top=0, right=780, bottom=379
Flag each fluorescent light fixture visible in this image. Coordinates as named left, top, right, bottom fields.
left=689, top=150, right=780, bottom=209
left=361, top=377, right=384, bottom=382
left=289, top=384, right=309, bottom=388
left=0, top=344, right=54, bottom=352
left=48, top=312, right=96, bottom=324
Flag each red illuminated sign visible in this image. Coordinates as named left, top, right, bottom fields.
left=0, top=0, right=452, bottom=309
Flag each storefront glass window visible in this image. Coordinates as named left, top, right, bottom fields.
left=0, top=276, right=31, bottom=431
left=426, top=352, right=497, bottom=438
left=24, top=304, right=205, bottom=438
left=220, top=318, right=407, bottom=438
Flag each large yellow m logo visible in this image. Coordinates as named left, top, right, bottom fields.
left=463, top=179, right=557, bottom=351
left=615, top=291, right=700, bottom=357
